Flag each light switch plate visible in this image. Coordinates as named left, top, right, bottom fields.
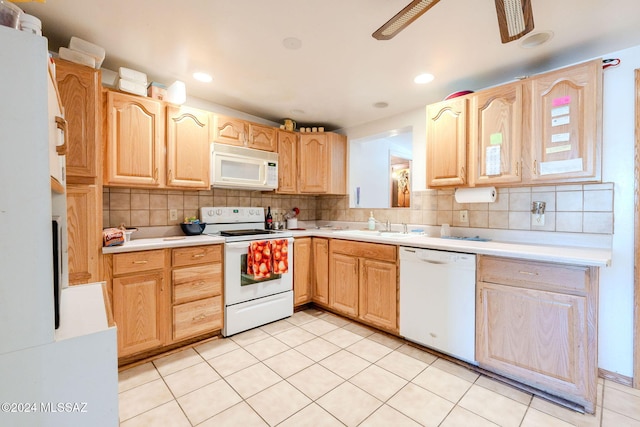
left=459, top=210, right=468, bottom=223
left=170, top=209, right=178, bottom=221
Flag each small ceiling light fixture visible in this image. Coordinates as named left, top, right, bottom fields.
left=282, top=37, right=302, bottom=50
left=414, top=73, right=435, bottom=84
left=193, top=72, right=213, bottom=83
left=373, top=102, right=389, bottom=109
left=519, top=30, right=553, bottom=48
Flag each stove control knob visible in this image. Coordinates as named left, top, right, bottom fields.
left=216, top=209, right=222, bottom=216
left=249, top=209, right=255, bottom=215
left=207, top=209, right=215, bottom=217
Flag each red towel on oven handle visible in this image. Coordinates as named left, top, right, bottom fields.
left=271, top=239, right=289, bottom=274
left=248, top=240, right=271, bottom=279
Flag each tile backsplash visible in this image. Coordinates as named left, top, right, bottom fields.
left=104, top=183, right=614, bottom=234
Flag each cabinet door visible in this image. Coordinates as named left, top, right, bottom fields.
left=105, top=91, right=164, bottom=187
left=299, top=134, right=329, bottom=193
left=66, top=184, right=100, bottom=285
left=359, top=259, right=397, bottom=332
left=327, top=133, right=347, bottom=195
left=173, top=296, right=222, bottom=341
left=113, top=272, right=165, bottom=357
left=276, top=130, right=298, bottom=193
left=212, top=115, right=247, bottom=147
left=313, top=238, right=329, bottom=305
left=469, top=83, right=523, bottom=186
left=426, top=97, right=468, bottom=187
left=476, top=281, right=594, bottom=410
left=528, top=59, right=602, bottom=183
left=293, top=237, right=312, bottom=306
left=166, top=105, right=211, bottom=189
left=248, top=123, right=277, bottom=151
left=329, top=253, right=359, bottom=317
left=56, top=59, right=101, bottom=182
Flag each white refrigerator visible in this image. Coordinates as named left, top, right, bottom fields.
left=0, top=25, right=118, bottom=426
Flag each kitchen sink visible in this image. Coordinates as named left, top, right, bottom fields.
left=332, top=229, right=416, bottom=239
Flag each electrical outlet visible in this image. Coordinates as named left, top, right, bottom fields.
left=532, top=213, right=545, bottom=226
left=459, top=210, right=468, bottom=223
left=169, top=209, right=178, bottom=221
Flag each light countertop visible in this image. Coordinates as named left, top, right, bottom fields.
left=102, top=227, right=611, bottom=267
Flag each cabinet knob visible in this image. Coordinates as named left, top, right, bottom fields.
left=55, top=116, right=68, bottom=156
left=533, top=160, right=538, bottom=175
left=133, top=260, right=148, bottom=264
left=192, top=253, right=205, bottom=258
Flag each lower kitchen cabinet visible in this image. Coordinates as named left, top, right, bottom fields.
left=293, top=237, right=312, bottom=306
left=328, top=239, right=398, bottom=333
left=105, top=244, right=223, bottom=362
left=476, top=255, right=598, bottom=413
left=312, top=238, right=329, bottom=305
left=66, top=183, right=101, bottom=285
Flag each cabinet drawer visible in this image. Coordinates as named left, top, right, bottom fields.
left=478, top=256, right=590, bottom=293
left=173, top=264, right=222, bottom=304
left=330, top=239, right=397, bottom=262
left=173, top=296, right=222, bottom=341
left=113, top=249, right=165, bottom=276
left=172, top=245, right=222, bottom=267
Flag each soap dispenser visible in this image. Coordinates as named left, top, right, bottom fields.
left=368, top=212, right=376, bottom=230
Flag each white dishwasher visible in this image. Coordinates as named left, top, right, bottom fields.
left=399, top=246, right=477, bottom=364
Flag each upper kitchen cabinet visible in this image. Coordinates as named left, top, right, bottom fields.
left=526, top=59, right=602, bottom=183
left=56, top=59, right=101, bottom=183
left=299, top=132, right=347, bottom=194
left=469, top=82, right=524, bottom=186
left=104, top=91, right=165, bottom=187
left=276, top=130, right=298, bottom=194
left=166, top=105, right=211, bottom=189
left=426, top=97, right=468, bottom=187
left=248, top=122, right=277, bottom=151
left=211, top=114, right=247, bottom=147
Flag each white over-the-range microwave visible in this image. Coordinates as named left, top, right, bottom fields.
left=210, top=143, right=279, bottom=191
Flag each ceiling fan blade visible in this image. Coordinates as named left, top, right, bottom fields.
left=494, top=0, right=534, bottom=43
left=372, top=0, right=441, bottom=40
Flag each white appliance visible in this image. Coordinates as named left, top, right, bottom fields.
left=201, top=207, right=293, bottom=336
left=210, top=143, right=279, bottom=191
left=399, top=246, right=477, bottom=364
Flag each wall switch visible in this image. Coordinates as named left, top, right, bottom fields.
left=532, top=213, right=545, bottom=226
left=169, top=209, right=178, bottom=221
left=459, top=210, right=468, bottom=223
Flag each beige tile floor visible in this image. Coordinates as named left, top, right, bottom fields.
left=118, top=309, right=640, bottom=426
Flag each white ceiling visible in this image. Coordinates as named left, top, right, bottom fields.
left=20, top=0, right=640, bottom=130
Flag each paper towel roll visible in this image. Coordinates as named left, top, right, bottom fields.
left=455, top=187, right=496, bottom=203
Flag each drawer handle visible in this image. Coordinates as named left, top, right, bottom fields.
left=55, top=116, right=68, bottom=156
left=193, top=314, right=206, bottom=321
left=133, top=260, right=148, bottom=264
left=519, top=270, right=539, bottom=276
left=192, top=254, right=205, bottom=258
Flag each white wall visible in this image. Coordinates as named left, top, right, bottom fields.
left=341, top=45, right=640, bottom=377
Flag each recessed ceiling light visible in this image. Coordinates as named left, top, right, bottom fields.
left=519, top=31, right=554, bottom=49
left=373, top=102, right=389, bottom=108
left=282, top=37, right=302, bottom=50
left=193, top=72, right=213, bottom=83
left=414, top=73, right=435, bottom=84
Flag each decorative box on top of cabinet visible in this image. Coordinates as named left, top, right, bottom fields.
left=476, top=255, right=599, bottom=413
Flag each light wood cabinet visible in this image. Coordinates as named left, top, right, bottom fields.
left=106, top=244, right=223, bottom=362
left=105, top=91, right=165, bottom=187
left=476, top=255, right=599, bottom=413
left=426, top=97, right=468, bottom=187
left=166, top=105, right=211, bottom=189
left=66, top=184, right=100, bottom=285
left=170, top=245, right=223, bottom=342
left=313, top=238, right=329, bottom=305
left=328, top=240, right=398, bottom=332
left=527, top=59, right=602, bottom=183
left=111, top=249, right=168, bottom=357
left=469, top=82, right=524, bottom=186
left=248, top=122, right=277, bottom=151
left=56, top=59, right=101, bottom=182
left=299, top=132, right=347, bottom=194
left=212, top=114, right=248, bottom=147
left=293, top=237, right=312, bottom=306
left=276, top=130, right=298, bottom=194
left=56, top=60, right=103, bottom=286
